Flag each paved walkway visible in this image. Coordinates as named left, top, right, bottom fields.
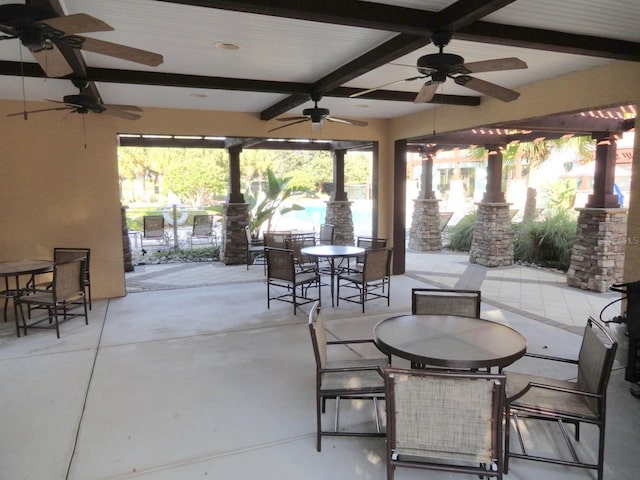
left=126, top=249, right=622, bottom=335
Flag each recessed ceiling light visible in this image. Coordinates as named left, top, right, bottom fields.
left=190, top=93, right=207, bottom=98
left=214, top=41, right=240, bottom=51
left=354, top=104, right=369, bottom=108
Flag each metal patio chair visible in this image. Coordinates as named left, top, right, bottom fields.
left=411, top=288, right=481, bottom=318
left=308, top=301, right=389, bottom=451
left=384, top=368, right=506, bottom=480
left=266, top=247, right=320, bottom=315
left=504, top=317, right=618, bottom=480
left=337, top=247, right=392, bottom=312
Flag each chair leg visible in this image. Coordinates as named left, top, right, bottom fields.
left=504, top=407, right=511, bottom=474
left=316, top=393, right=323, bottom=452
left=53, top=306, right=60, bottom=338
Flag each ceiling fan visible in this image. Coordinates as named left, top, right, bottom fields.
left=0, top=2, right=163, bottom=77
left=269, top=94, right=368, bottom=133
left=351, top=32, right=527, bottom=103
left=7, top=78, right=143, bottom=120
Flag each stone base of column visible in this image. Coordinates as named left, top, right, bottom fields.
left=221, top=203, right=250, bottom=265
left=409, top=199, right=442, bottom=251
left=121, top=205, right=134, bottom=272
left=469, top=203, right=514, bottom=267
left=567, top=208, right=627, bottom=292
left=325, top=201, right=354, bottom=245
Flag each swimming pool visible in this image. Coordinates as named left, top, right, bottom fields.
left=271, top=200, right=373, bottom=237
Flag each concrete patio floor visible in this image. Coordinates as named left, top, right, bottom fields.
left=1, top=250, right=638, bottom=479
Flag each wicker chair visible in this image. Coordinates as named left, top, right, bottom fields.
left=384, top=368, right=506, bottom=480
left=16, top=258, right=88, bottom=338
left=504, top=317, right=617, bottom=480
left=308, top=301, right=389, bottom=451
left=411, top=288, right=481, bottom=318
left=337, top=247, right=392, bottom=312
left=266, top=247, right=320, bottom=315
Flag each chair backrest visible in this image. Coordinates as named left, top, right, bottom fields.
left=192, top=215, right=214, bottom=236
left=357, top=236, right=387, bottom=250
left=143, top=215, right=165, bottom=239
left=286, top=233, right=316, bottom=267
left=54, top=247, right=90, bottom=282
left=577, top=317, right=618, bottom=395
left=318, top=224, right=335, bottom=245
left=54, top=258, right=86, bottom=301
left=385, top=368, right=505, bottom=466
left=412, top=288, right=481, bottom=317
left=308, top=301, right=327, bottom=368
left=439, top=212, right=454, bottom=231
left=265, top=247, right=296, bottom=282
left=264, top=231, right=291, bottom=249
left=363, top=248, right=391, bottom=282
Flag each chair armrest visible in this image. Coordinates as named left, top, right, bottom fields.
left=328, top=339, right=376, bottom=345
left=327, top=339, right=392, bottom=363
left=320, top=364, right=385, bottom=378
left=510, top=380, right=603, bottom=403
left=523, top=352, right=578, bottom=364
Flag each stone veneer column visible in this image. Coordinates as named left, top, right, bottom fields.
left=409, top=199, right=442, bottom=251
left=325, top=201, right=354, bottom=245
left=469, top=203, right=514, bottom=267
left=221, top=202, right=250, bottom=265
left=121, top=205, right=134, bottom=272
left=567, top=208, right=627, bottom=292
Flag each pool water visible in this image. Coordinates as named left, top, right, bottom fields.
left=271, top=200, right=373, bottom=237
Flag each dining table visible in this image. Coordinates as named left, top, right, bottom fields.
left=300, top=245, right=365, bottom=307
left=373, top=314, right=527, bottom=370
left=0, top=259, right=54, bottom=330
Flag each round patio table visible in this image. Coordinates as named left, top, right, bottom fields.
left=301, top=245, right=365, bottom=307
left=0, top=259, right=54, bottom=331
left=374, top=314, right=526, bottom=370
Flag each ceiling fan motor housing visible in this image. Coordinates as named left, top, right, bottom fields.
left=417, top=52, right=465, bottom=76
left=303, top=106, right=329, bottom=123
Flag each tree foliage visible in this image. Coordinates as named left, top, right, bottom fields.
left=162, top=149, right=228, bottom=206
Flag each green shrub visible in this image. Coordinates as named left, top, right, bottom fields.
left=147, top=246, right=220, bottom=263
left=514, top=211, right=577, bottom=270
left=446, top=212, right=477, bottom=252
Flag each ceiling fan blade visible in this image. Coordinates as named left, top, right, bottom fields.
left=268, top=118, right=309, bottom=133
left=414, top=81, right=439, bottom=103
left=276, top=115, right=307, bottom=122
left=77, top=36, right=163, bottom=66
left=7, top=106, right=70, bottom=117
left=102, top=108, right=141, bottom=120
left=103, top=104, right=143, bottom=112
left=350, top=75, right=427, bottom=98
left=461, top=57, right=527, bottom=74
left=326, top=116, right=368, bottom=127
left=31, top=45, right=73, bottom=77
left=38, top=13, right=113, bottom=35
left=454, top=75, right=520, bottom=102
